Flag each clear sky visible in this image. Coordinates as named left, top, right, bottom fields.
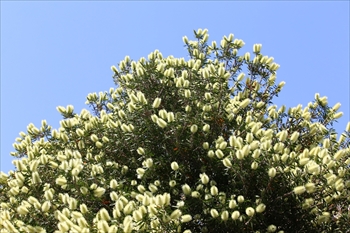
left=1, top=1, right=349, bottom=174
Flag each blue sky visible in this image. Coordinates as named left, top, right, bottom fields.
left=1, top=1, right=349, bottom=174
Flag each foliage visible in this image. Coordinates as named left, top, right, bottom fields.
left=1, top=29, right=350, bottom=233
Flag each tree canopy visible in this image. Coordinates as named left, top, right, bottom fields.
left=1, top=29, right=350, bottom=233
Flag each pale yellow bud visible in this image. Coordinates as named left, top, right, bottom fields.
left=218, top=66, right=225, bottom=77
left=267, top=225, right=277, bottom=232
left=94, top=187, right=106, bottom=197
left=137, top=147, right=145, bottom=155
left=111, top=65, right=118, bottom=73
left=56, top=176, right=67, bottom=186
left=237, top=195, right=244, bottom=203
left=152, top=98, right=162, bottom=108
left=334, top=150, right=345, bottom=161
left=333, top=112, right=343, bottom=119
left=231, top=210, right=240, bottom=220
left=99, top=208, right=111, bottom=221
left=203, top=124, right=210, bottom=132
left=244, top=52, right=250, bottom=61
left=66, top=105, right=74, bottom=114
left=210, top=209, right=219, bottom=218
left=251, top=161, right=258, bottom=170
left=278, top=130, right=288, bottom=142
left=210, top=186, right=218, bottom=196
left=236, top=150, right=244, bottom=160
left=208, top=150, right=215, bottom=158
left=190, top=124, right=198, bottom=133
left=17, top=205, right=29, bottom=215
left=181, top=214, right=192, bottom=223
left=221, top=38, right=227, bottom=48
left=237, top=73, right=245, bottom=82
left=171, top=162, right=179, bottom=171
left=41, top=201, right=51, bottom=212
left=256, top=203, right=266, bottom=213
left=293, top=186, right=306, bottom=195
left=184, top=89, right=192, bottom=98
left=215, top=149, right=224, bottom=159
left=268, top=168, right=276, bottom=178
left=266, top=57, right=274, bottom=64
left=183, top=36, right=189, bottom=44
left=110, top=179, right=118, bottom=190
left=200, top=173, right=209, bottom=184
left=253, top=44, right=262, bottom=54
left=56, top=106, right=66, bottom=114
left=245, top=207, right=255, bottom=217
left=332, top=102, right=341, bottom=111
left=167, top=112, right=175, bottom=122
left=346, top=122, right=350, bottom=132
left=149, top=184, right=158, bottom=193
left=95, top=141, right=103, bottom=148
left=290, top=131, right=299, bottom=143
left=240, top=98, right=251, bottom=108
left=157, top=118, right=167, bottom=128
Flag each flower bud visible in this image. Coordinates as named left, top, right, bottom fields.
left=56, top=177, right=67, bottom=186
left=223, top=158, right=232, bottom=168
left=278, top=81, right=285, bottom=88
left=256, top=203, right=266, bottom=213
left=229, top=200, right=237, bottom=209
left=181, top=214, right=192, bottom=223
left=268, top=167, right=277, bottom=178
left=210, top=209, right=219, bottom=218
left=190, top=124, right=198, bottom=133
left=267, top=225, right=277, bottom=232
left=278, top=130, right=288, bottom=142
left=182, top=36, right=189, bottom=44
left=302, top=183, right=315, bottom=194
left=215, top=149, right=224, bottom=159
left=333, top=112, right=343, bottom=119
left=240, top=98, right=250, bottom=108
left=157, top=118, right=167, bottom=128
left=251, top=161, right=258, bottom=170
left=346, top=122, right=350, bottom=132
left=17, top=205, right=29, bottom=215
left=203, top=142, right=209, bottom=149
left=237, top=195, right=244, bottom=203
left=167, top=112, right=175, bottom=122
left=210, top=186, right=218, bottom=196
left=181, top=105, right=190, bottom=114
left=245, top=207, right=255, bottom=217
left=290, top=131, right=299, bottom=143
left=332, top=102, right=341, bottom=111
left=236, top=150, right=244, bottom=160
left=231, top=211, right=240, bottom=220
left=94, top=187, right=106, bottom=197
left=137, top=147, right=145, bottom=155
left=244, top=52, right=250, bottom=61
left=200, top=173, right=209, bottom=184
left=220, top=38, right=227, bottom=48
left=152, top=98, right=162, bottom=109
left=207, top=150, right=215, bottom=158
left=171, top=162, right=179, bottom=171
left=111, top=65, right=118, bottom=73
left=253, top=44, right=262, bottom=53
left=218, top=67, right=225, bottom=77
left=334, top=150, right=345, bottom=161
left=293, top=186, right=306, bottom=195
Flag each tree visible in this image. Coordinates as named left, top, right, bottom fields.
left=1, top=29, right=349, bottom=233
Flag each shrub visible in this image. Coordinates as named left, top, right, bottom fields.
left=1, top=29, right=349, bottom=233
